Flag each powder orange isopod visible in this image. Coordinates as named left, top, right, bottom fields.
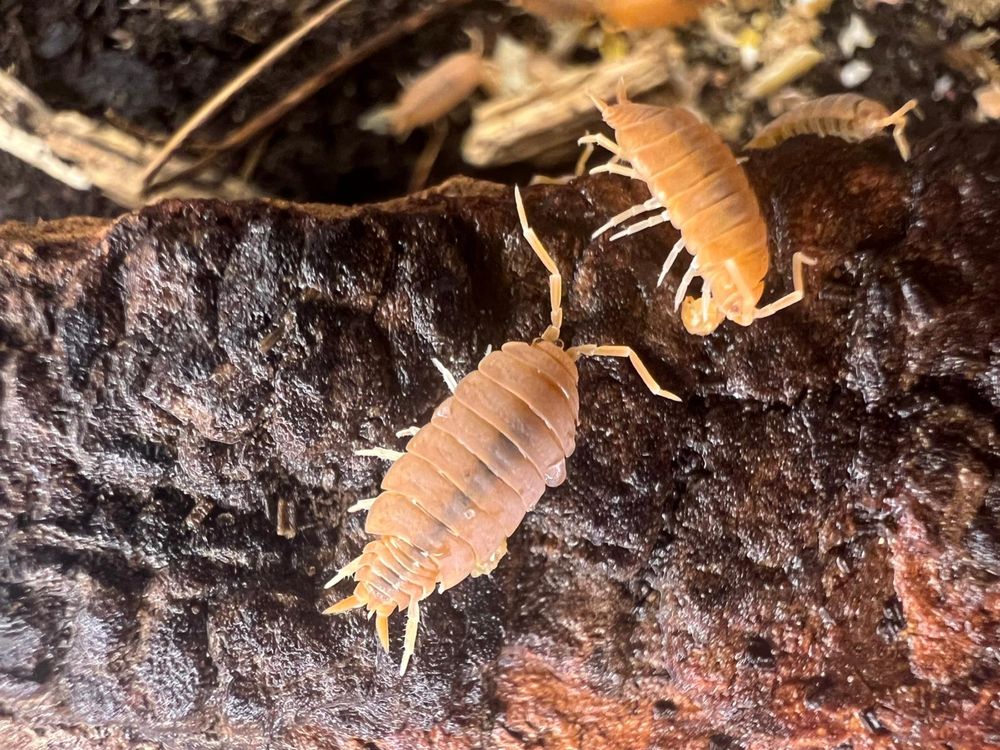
left=324, top=187, right=679, bottom=673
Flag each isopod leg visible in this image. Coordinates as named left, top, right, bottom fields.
left=592, top=197, right=661, bottom=238
left=324, top=555, right=365, bottom=588
left=657, top=238, right=686, bottom=288
left=347, top=496, right=378, bottom=513
left=395, top=426, right=420, bottom=438
left=569, top=344, right=680, bottom=401
left=431, top=356, right=459, bottom=392
left=673, top=256, right=701, bottom=311
left=589, top=162, right=642, bottom=180
left=399, top=599, right=422, bottom=675
left=724, top=258, right=756, bottom=310
left=610, top=211, right=672, bottom=241
left=515, top=186, right=563, bottom=342
left=577, top=132, right=621, bottom=156
left=753, top=252, right=817, bottom=319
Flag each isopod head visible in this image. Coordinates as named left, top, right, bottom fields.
left=680, top=274, right=763, bottom=335
left=680, top=294, right=726, bottom=336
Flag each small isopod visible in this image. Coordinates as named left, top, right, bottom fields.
left=360, top=31, right=495, bottom=139
left=513, top=0, right=710, bottom=29
left=745, top=93, right=919, bottom=161
left=324, top=188, right=679, bottom=674
left=596, top=0, right=712, bottom=30
left=580, top=82, right=815, bottom=336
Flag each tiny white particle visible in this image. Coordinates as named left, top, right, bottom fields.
left=933, top=74, right=954, bottom=101
left=838, top=14, right=876, bottom=57
left=840, top=60, right=873, bottom=89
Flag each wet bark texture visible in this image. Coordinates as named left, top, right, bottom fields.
left=2, top=124, right=1000, bottom=749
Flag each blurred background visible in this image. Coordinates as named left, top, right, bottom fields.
left=0, top=0, right=996, bottom=224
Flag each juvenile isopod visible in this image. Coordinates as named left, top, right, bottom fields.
left=360, top=31, right=496, bottom=139
left=745, top=93, right=919, bottom=161
left=324, top=188, right=679, bottom=674
left=580, top=83, right=815, bottom=336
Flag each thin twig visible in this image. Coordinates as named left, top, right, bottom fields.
left=148, top=0, right=469, bottom=192
left=141, top=0, right=356, bottom=187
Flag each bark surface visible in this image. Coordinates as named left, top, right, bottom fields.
left=1, top=125, right=999, bottom=749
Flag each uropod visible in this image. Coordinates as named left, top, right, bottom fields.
left=324, top=187, right=679, bottom=673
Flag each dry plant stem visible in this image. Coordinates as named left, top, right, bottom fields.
left=462, top=30, right=683, bottom=168
left=141, top=0, right=356, bottom=188
left=0, top=71, right=261, bottom=209
left=148, top=0, right=468, bottom=192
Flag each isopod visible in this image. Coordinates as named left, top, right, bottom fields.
left=359, top=31, right=495, bottom=139
left=596, top=0, right=711, bottom=30
left=513, top=0, right=710, bottom=28
left=745, top=93, right=919, bottom=161
left=325, top=187, right=679, bottom=674
left=580, top=83, right=815, bottom=336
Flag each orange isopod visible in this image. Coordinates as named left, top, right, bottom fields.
left=359, top=31, right=493, bottom=139
left=324, top=187, right=679, bottom=674
left=746, top=93, right=918, bottom=161
left=596, top=0, right=712, bottom=29
left=580, top=84, right=815, bottom=336
left=513, top=0, right=710, bottom=28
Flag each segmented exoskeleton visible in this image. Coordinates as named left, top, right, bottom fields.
left=579, top=83, right=815, bottom=336
left=359, top=31, right=495, bottom=139
left=325, top=187, right=679, bottom=673
left=746, top=93, right=918, bottom=161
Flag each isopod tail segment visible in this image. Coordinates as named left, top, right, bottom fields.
left=579, top=79, right=817, bottom=336
left=324, top=186, right=679, bottom=676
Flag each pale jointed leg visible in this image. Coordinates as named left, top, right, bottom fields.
left=673, top=256, right=700, bottom=311
left=515, top=185, right=563, bottom=342
left=347, top=496, right=378, bottom=513
left=657, top=238, right=686, bottom=288
left=577, top=132, right=620, bottom=156
left=592, top=197, right=661, bottom=239
left=753, top=252, right=817, bottom=319
left=430, top=356, right=458, bottom=393
left=569, top=344, right=680, bottom=401
left=324, top=555, right=365, bottom=589
left=610, top=210, right=672, bottom=242
left=589, top=162, right=642, bottom=180
left=724, top=259, right=756, bottom=311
